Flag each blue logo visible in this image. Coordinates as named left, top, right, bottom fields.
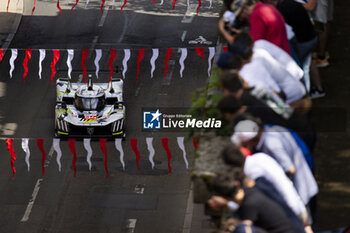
left=143, top=109, right=162, bottom=129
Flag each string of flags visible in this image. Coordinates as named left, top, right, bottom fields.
left=4, top=137, right=200, bottom=179
left=5, top=0, right=213, bottom=15
left=0, top=47, right=229, bottom=82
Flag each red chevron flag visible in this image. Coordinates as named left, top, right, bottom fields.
left=23, top=49, right=32, bottom=82
left=6, top=139, right=16, bottom=179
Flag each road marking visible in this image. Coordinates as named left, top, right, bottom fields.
left=134, top=184, right=145, bottom=194
left=162, top=60, right=175, bottom=86
left=98, top=6, right=110, bottom=27
left=134, top=86, right=141, bottom=97
left=126, top=219, right=137, bottom=233
left=181, top=31, right=187, bottom=42
left=181, top=4, right=197, bottom=23
left=118, top=10, right=129, bottom=43
left=21, top=146, right=54, bottom=222
left=182, top=183, right=194, bottom=233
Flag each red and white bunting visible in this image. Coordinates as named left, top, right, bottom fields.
left=37, top=138, right=46, bottom=176
left=94, top=49, right=102, bottom=79
left=83, top=138, right=93, bottom=171
left=177, top=137, right=188, bottom=169
left=53, top=138, right=62, bottom=172
left=71, top=0, right=80, bottom=11
left=172, top=0, right=176, bottom=9
left=23, top=49, right=32, bottom=82
left=99, top=138, right=108, bottom=179
left=50, top=50, right=60, bottom=83
left=130, top=138, right=141, bottom=171
left=150, top=48, right=159, bottom=78
left=195, top=47, right=204, bottom=62
left=9, top=49, right=18, bottom=78
left=121, top=0, right=127, bottom=12
left=179, top=48, right=187, bottom=78
left=81, top=49, right=89, bottom=83
left=164, top=48, right=173, bottom=77
left=68, top=138, right=77, bottom=177
left=32, top=0, right=36, bottom=15
left=6, top=139, right=16, bottom=178
left=208, top=47, right=215, bottom=77
left=136, top=49, right=145, bottom=82
left=197, top=0, right=201, bottom=14
left=57, top=0, right=62, bottom=14
left=161, top=138, right=172, bottom=175
left=1, top=47, right=220, bottom=81
left=38, top=49, right=46, bottom=79
left=21, top=138, right=30, bottom=172
left=108, top=49, right=117, bottom=81
left=0, top=49, right=4, bottom=62
left=101, top=0, right=106, bottom=13
left=67, top=49, right=74, bottom=79
left=146, top=137, right=155, bottom=169
left=115, top=138, right=125, bottom=170
left=122, top=49, right=130, bottom=79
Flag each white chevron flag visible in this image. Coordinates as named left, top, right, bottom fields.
left=53, top=138, right=62, bottom=172
left=9, top=49, right=18, bottom=78
left=115, top=138, right=125, bottom=170
left=38, top=49, right=46, bottom=79
left=146, top=137, right=155, bottom=169
left=177, top=137, right=189, bottom=169
left=84, top=138, right=93, bottom=171
left=94, top=49, right=102, bottom=79
left=21, top=138, right=31, bottom=172
left=122, top=49, right=130, bottom=79
left=150, top=48, right=159, bottom=78
left=179, top=48, right=188, bottom=78
left=67, top=49, right=74, bottom=79
left=208, top=47, right=215, bottom=77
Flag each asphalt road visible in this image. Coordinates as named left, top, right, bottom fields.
left=0, top=0, right=221, bottom=232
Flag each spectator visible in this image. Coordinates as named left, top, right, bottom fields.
left=228, top=32, right=308, bottom=104
left=210, top=171, right=301, bottom=233
left=231, top=120, right=318, bottom=207
left=220, top=0, right=291, bottom=54
left=218, top=72, right=316, bottom=150
left=267, top=0, right=325, bottom=98
left=221, top=144, right=309, bottom=230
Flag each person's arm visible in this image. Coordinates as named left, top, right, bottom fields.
left=302, top=0, right=317, bottom=12
left=218, top=18, right=235, bottom=44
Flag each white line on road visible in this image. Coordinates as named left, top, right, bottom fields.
left=134, top=185, right=145, bottom=194
left=21, top=146, right=54, bottom=222
left=126, top=219, right=137, bottom=233
left=98, top=6, right=110, bottom=27
left=118, top=10, right=129, bottom=43
left=162, top=60, right=175, bottom=86
left=181, top=31, right=187, bottom=42
left=182, top=183, right=194, bottom=233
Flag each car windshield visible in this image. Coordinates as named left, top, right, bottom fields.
left=74, top=95, right=105, bottom=111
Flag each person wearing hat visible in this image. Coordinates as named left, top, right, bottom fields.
left=231, top=120, right=318, bottom=209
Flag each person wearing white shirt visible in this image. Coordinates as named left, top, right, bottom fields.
left=231, top=120, right=318, bottom=205
left=230, top=33, right=307, bottom=104
left=221, top=145, right=308, bottom=224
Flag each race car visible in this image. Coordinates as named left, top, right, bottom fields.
left=55, top=78, right=125, bottom=138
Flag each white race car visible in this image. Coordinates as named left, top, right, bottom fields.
left=55, top=78, right=125, bottom=139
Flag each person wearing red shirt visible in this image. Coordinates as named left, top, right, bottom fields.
left=219, top=0, right=291, bottom=54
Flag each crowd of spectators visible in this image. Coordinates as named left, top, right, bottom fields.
left=195, top=0, right=350, bottom=232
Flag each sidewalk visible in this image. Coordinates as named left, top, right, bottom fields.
left=0, top=0, right=23, bottom=49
